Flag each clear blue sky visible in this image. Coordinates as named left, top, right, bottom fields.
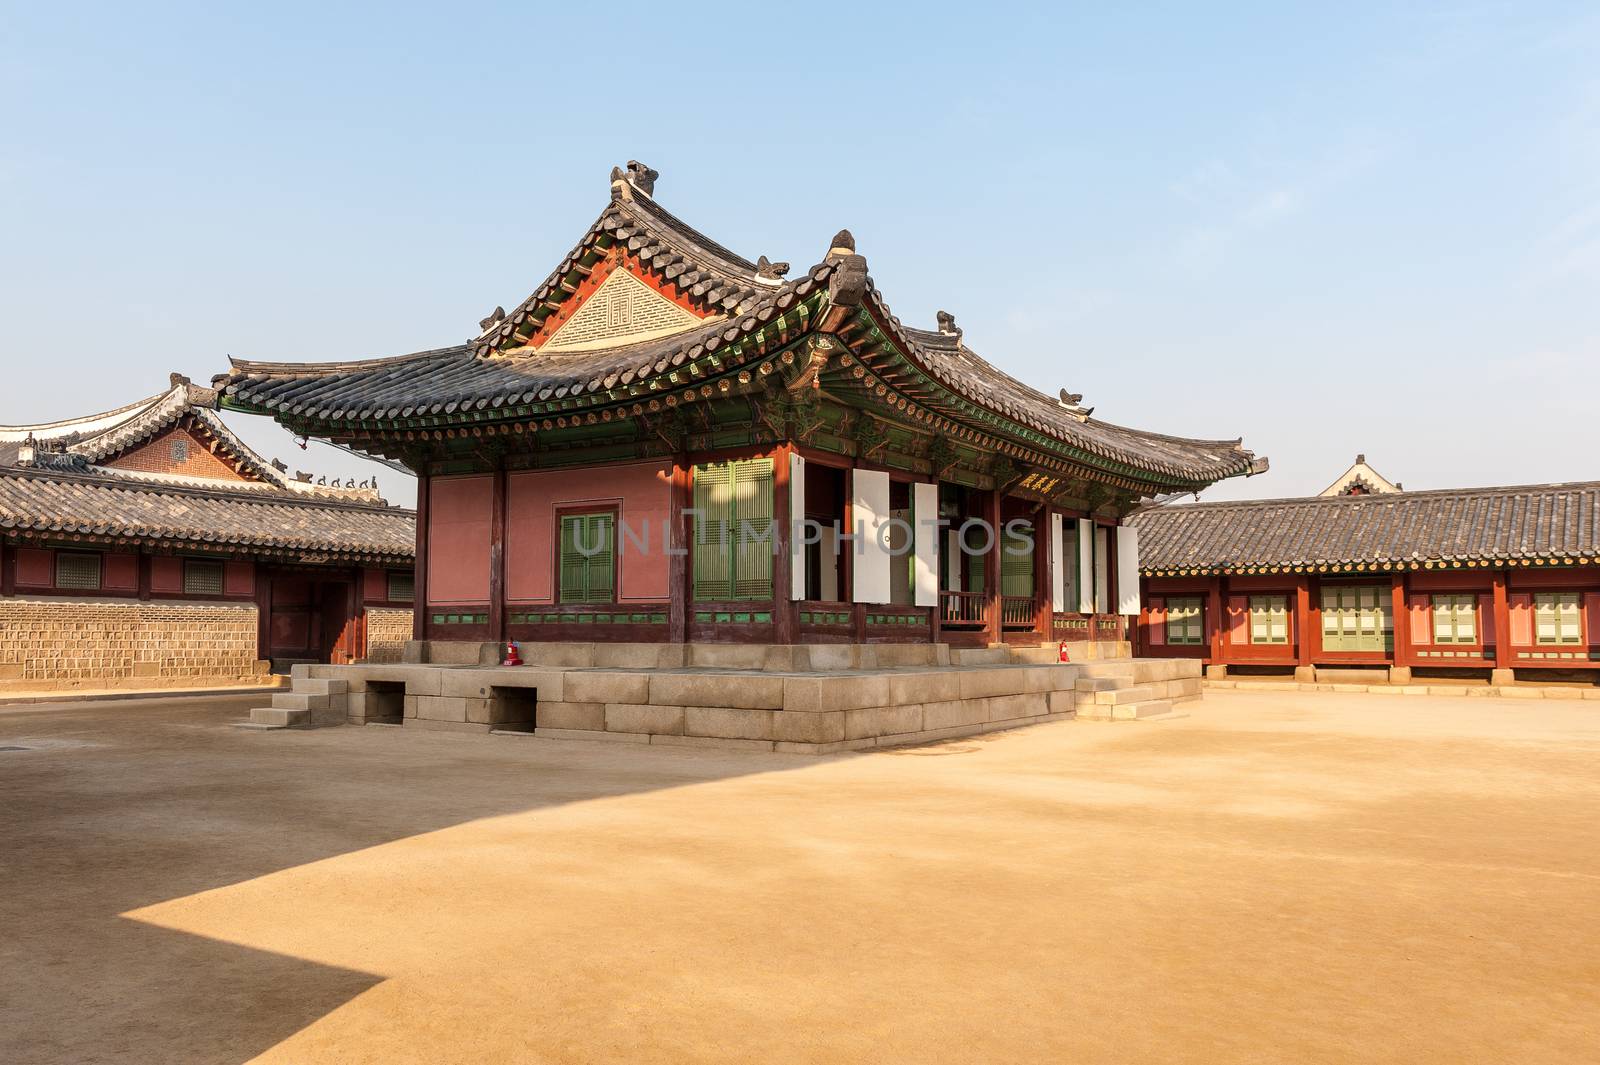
left=4, top=3, right=1596, bottom=509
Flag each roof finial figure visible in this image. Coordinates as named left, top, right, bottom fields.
left=827, top=230, right=856, bottom=258
left=825, top=230, right=867, bottom=306
left=936, top=310, right=962, bottom=339
left=755, top=255, right=789, bottom=280
left=478, top=306, right=506, bottom=334
left=608, top=159, right=658, bottom=200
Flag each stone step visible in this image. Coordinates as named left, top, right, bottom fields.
left=1111, top=699, right=1174, bottom=720
left=272, top=692, right=329, bottom=711
left=948, top=647, right=1012, bottom=666
left=1127, top=703, right=1190, bottom=722
left=294, top=678, right=348, bottom=696
left=249, top=706, right=312, bottom=728
left=1314, top=667, right=1390, bottom=685
left=1076, top=676, right=1120, bottom=693
left=1093, top=685, right=1158, bottom=706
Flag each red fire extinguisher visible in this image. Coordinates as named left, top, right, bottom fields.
left=1058, top=640, right=1070, bottom=663
left=501, top=638, right=524, bottom=667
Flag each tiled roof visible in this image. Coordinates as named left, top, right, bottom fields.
left=1130, top=482, right=1600, bottom=573
left=219, top=165, right=1261, bottom=488
left=0, top=467, right=414, bottom=563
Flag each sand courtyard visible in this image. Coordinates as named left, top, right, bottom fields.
left=2, top=687, right=1596, bottom=1064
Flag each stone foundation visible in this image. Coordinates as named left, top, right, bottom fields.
left=0, top=596, right=270, bottom=692
left=252, top=642, right=1203, bottom=751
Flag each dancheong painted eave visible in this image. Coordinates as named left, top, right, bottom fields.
left=216, top=162, right=1263, bottom=495
left=1129, top=481, right=1600, bottom=577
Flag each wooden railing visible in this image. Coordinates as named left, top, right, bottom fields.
left=940, top=591, right=986, bottom=629
left=1001, top=596, right=1037, bottom=629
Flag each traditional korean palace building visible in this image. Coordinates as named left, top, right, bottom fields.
left=0, top=376, right=415, bottom=692
left=217, top=162, right=1263, bottom=662
left=1130, top=476, right=1600, bottom=686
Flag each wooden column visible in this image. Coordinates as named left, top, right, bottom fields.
left=1033, top=505, right=1052, bottom=641
left=983, top=488, right=1001, bottom=645
left=0, top=541, right=13, bottom=598
left=1105, top=525, right=1122, bottom=643
left=1491, top=569, right=1511, bottom=671
left=1296, top=576, right=1313, bottom=669
left=668, top=454, right=690, bottom=644
left=488, top=466, right=507, bottom=646
left=253, top=564, right=270, bottom=662
left=1209, top=575, right=1227, bottom=667
left=1389, top=571, right=1409, bottom=670
left=772, top=445, right=797, bottom=645
left=412, top=474, right=430, bottom=641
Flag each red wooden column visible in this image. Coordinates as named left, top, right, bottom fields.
left=1389, top=571, right=1409, bottom=677
left=1491, top=568, right=1512, bottom=680
left=0, top=541, right=13, bottom=597
left=983, top=488, right=1002, bottom=645
left=1295, top=575, right=1313, bottom=676
left=1208, top=575, right=1227, bottom=670
left=488, top=467, right=507, bottom=646
left=668, top=454, right=691, bottom=644
left=412, top=474, right=430, bottom=641
left=772, top=445, right=797, bottom=645
left=1033, top=504, right=1052, bottom=641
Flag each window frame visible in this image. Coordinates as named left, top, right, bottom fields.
left=182, top=558, right=225, bottom=597
left=1533, top=592, right=1583, bottom=646
left=1320, top=584, right=1393, bottom=653
left=1431, top=593, right=1477, bottom=645
left=556, top=506, right=619, bottom=605
left=1165, top=596, right=1204, bottom=645
left=386, top=570, right=416, bottom=603
left=53, top=550, right=103, bottom=592
left=1248, top=594, right=1290, bottom=645
left=691, top=457, right=775, bottom=602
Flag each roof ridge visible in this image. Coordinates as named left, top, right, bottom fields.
left=0, top=465, right=414, bottom=516
left=227, top=344, right=469, bottom=378
left=0, top=388, right=172, bottom=441
left=1133, top=480, right=1600, bottom=515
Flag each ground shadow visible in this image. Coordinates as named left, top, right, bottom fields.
left=0, top=694, right=820, bottom=1065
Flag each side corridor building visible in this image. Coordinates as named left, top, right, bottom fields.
left=0, top=376, right=415, bottom=692
left=1131, top=479, right=1600, bottom=685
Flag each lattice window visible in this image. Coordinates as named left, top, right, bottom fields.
left=54, top=551, right=102, bottom=591
left=1166, top=596, right=1204, bottom=645
left=559, top=512, right=616, bottom=604
left=692, top=458, right=773, bottom=601
left=1249, top=595, right=1289, bottom=645
left=1432, top=594, right=1477, bottom=644
left=387, top=571, right=415, bottom=602
left=170, top=436, right=190, bottom=463
left=183, top=559, right=224, bottom=596
left=1321, top=585, right=1392, bottom=652
left=1534, top=592, right=1582, bottom=645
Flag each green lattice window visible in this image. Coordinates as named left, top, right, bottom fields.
left=1001, top=524, right=1034, bottom=598
left=1166, top=596, right=1203, bottom=645
left=1534, top=592, right=1582, bottom=646
left=1249, top=595, right=1289, bottom=645
left=692, top=458, right=773, bottom=601
left=54, top=551, right=102, bottom=591
left=184, top=559, right=224, bottom=597
left=1431, top=594, right=1476, bottom=644
left=559, top=512, right=615, bottom=603
left=1321, top=585, right=1392, bottom=652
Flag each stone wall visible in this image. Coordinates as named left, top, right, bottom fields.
left=364, top=606, right=414, bottom=664
left=0, top=596, right=268, bottom=692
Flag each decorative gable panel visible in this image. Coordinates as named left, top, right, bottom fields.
left=540, top=268, right=705, bottom=353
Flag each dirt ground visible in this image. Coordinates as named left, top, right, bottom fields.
left=2, top=689, right=1597, bottom=1065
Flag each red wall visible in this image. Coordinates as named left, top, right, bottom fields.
left=505, top=461, right=672, bottom=604
left=427, top=475, right=493, bottom=605
left=103, top=553, right=139, bottom=592
left=151, top=557, right=183, bottom=594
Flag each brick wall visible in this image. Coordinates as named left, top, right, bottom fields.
left=102, top=426, right=249, bottom=482
left=0, top=597, right=267, bottom=692
left=363, top=606, right=414, bottom=664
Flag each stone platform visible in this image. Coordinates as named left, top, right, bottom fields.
left=246, top=642, right=1202, bottom=753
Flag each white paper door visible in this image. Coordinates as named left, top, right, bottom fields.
left=789, top=453, right=806, bottom=600
left=1077, top=518, right=1095, bottom=614
left=852, top=468, right=892, bottom=604
left=1116, top=525, right=1141, bottom=616
left=913, top=482, right=938, bottom=607
left=1050, top=512, right=1066, bottom=612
